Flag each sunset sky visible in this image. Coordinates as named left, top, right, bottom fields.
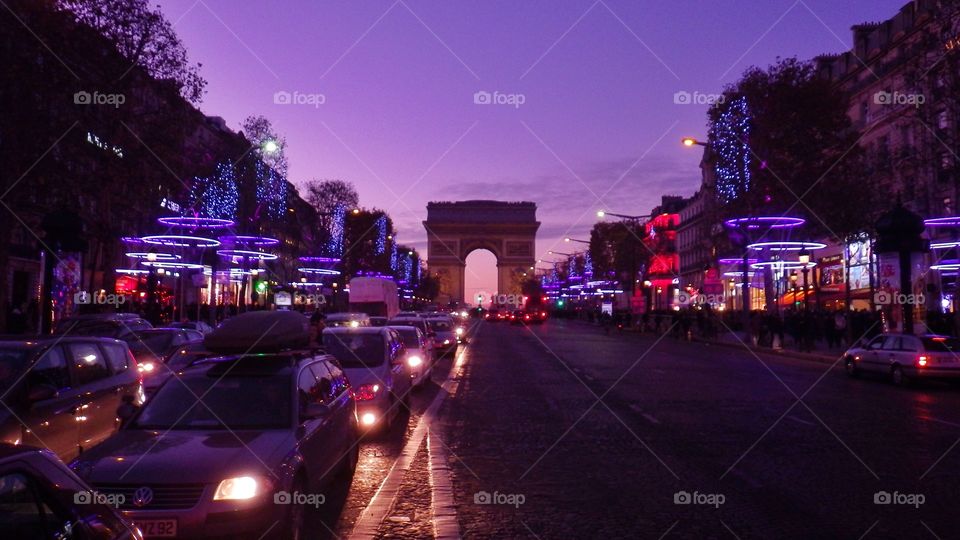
left=155, top=0, right=906, bottom=299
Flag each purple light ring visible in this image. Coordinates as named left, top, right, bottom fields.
left=718, top=258, right=759, bottom=264
left=299, top=256, right=342, bottom=263
left=747, top=241, right=827, bottom=251
left=298, top=267, right=342, bottom=275
left=126, top=252, right=181, bottom=261
left=218, top=235, right=280, bottom=247
left=141, top=235, right=221, bottom=248
left=724, top=216, right=805, bottom=229
left=925, top=217, right=960, bottom=227
left=750, top=261, right=817, bottom=270
left=157, top=216, right=235, bottom=229
left=140, top=261, right=206, bottom=270
left=217, top=249, right=278, bottom=261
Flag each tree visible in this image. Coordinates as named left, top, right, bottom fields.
left=589, top=220, right=647, bottom=289
left=708, top=57, right=874, bottom=240
left=241, top=115, right=288, bottom=178
left=303, top=179, right=360, bottom=228
left=56, top=0, right=206, bottom=103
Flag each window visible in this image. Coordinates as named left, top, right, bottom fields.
left=67, top=343, right=109, bottom=385
left=309, top=363, right=336, bottom=404
left=0, top=472, right=71, bottom=539
left=324, top=361, right=349, bottom=398
left=867, top=337, right=885, bottom=350
left=101, top=343, right=129, bottom=373
left=881, top=336, right=901, bottom=350
left=28, top=347, right=70, bottom=391
left=298, top=367, right=324, bottom=414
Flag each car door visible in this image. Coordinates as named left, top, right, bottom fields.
left=860, top=336, right=886, bottom=373
left=878, top=336, right=902, bottom=371
left=19, top=345, right=82, bottom=462
left=388, top=332, right=411, bottom=399
left=64, top=342, right=116, bottom=453
left=311, top=361, right=353, bottom=464
left=296, top=364, right=336, bottom=487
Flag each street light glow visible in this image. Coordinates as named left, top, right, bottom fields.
left=262, top=139, right=279, bottom=153
left=596, top=210, right=606, bottom=218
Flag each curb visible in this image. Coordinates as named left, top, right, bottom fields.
left=692, top=336, right=840, bottom=365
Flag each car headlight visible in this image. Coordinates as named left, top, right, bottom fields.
left=138, top=362, right=155, bottom=374
left=455, top=327, right=464, bottom=335
left=213, top=476, right=270, bottom=501
left=407, top=355, right=423, bottom=368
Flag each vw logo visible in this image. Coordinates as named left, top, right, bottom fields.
left=132, top=486, right=154, bottom=507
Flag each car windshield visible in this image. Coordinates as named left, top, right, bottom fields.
left=0, top=347, right=31, bottom=390
left=322, top=333, right=385, bottom=367
left=132, top=365, right=291, bottom=430
left=128, top=332, right=176, bottom=354
left=387, top=320, right=421, bottom=329
left=428, top=320, right=452, bottom=331
left=922, top=337, right=960, bottom=353
left=396, top=330, right=420, bottom=348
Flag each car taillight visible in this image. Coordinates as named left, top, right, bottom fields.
left=354, top=383, right=381, bottom=401
left=917, top=355, right=929, bottom=367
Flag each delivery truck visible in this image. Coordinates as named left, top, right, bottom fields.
left=348, top=277, right=400, bottom=319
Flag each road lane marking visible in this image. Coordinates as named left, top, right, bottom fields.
left=349, top=343, right=470, bottom=539
left=429, top=429, right=460, bottom=539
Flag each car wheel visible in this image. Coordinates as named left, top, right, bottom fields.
left=340, top=438, right=360, bottom=477
left=891, top=365, right=906, bottom=386
left=844, top=357, right=859, bottom=378
left=280, top=476, right=307, bottom=540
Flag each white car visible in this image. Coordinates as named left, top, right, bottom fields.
left=389, top=325, right=433, bottom=387
left=843, top=333, right=960, bottom=385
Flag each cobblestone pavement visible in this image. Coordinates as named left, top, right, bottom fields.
left=316, top=318, right=960, bottom=539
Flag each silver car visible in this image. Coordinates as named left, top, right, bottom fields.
left=843, top=333, right=960, bottom=385
left=322, top=327, right=412, bottom=431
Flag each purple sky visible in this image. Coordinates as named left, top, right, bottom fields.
left=157, top=0, right=905, bottom=299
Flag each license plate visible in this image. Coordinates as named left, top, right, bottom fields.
left=136, top=519, right=177, bottom=538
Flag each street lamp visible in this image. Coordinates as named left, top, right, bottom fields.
left=262, top=139, right=279, bottom=153
left=548, top=250, right=575, bottom=257
left=681, top=137, right=708, bottom=148
left=790, top=272, right=798, bottom=307
left=597, top=210, right=649, bottom=221
left=798, top=248, right=811, bottom=311
left=564, top=237, right=590, bottom=245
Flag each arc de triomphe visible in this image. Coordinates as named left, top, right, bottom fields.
left=423, top=201, right=539, bottom=304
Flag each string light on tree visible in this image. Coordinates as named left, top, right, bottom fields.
left=710, top=96, right=752, bottom=203
left=327, top=204, right=346, bottom=256
left=190, top=162, right=238, bottom=220
left=375, top=215, right=388, bottom=255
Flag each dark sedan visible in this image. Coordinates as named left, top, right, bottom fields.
left=71, top=326, right=359, bottom=539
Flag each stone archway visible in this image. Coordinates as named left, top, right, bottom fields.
left=423, top=201, right=539, bottom=304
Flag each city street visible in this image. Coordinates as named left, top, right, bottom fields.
left=329, top=319, right=960, bottom=539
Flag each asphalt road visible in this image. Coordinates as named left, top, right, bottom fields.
left=323, top=318, right=960, bottom=539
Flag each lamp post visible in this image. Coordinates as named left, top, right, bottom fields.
left=799, top=248, right=811, bottom=312
left=596, top=210, right=649, bottom=221
left=790, top=272, right=798, bottom=308
left=564, top=237, right=590, bottom=245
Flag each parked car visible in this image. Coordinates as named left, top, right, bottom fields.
left=54, top=314, right=152, bottom=340
left=164, top=321, right=214, bottom=335
left=124, top=329, right=204, bottom=375
left=389, top=325, right=433, bottom=387
left=426, top=317, right=459, bottom=351
left=322, top=327, right=412, bottom=430
left=393, top=311, right=423, bottom=319
left=843, top=333, right=960, bottom=385
left=324, top=312, right=372, bottom=327
left=369, top=316, right=389, bottom=327
left=484, top=308, right=500, bottom=321
left=0, top=337, right=143, bottom=463
left=0, top=444, right=142, bottom=539
left=71, top=311, right=359, bottom=540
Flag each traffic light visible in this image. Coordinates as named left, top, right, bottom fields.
left=557, top=299, right=565, bottom=307
left=255, top=281, right=268, bottom=294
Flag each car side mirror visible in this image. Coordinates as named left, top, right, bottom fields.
left=27, top=384, right=57, bottom=402
left=301, top=402, right=330, bottom=421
